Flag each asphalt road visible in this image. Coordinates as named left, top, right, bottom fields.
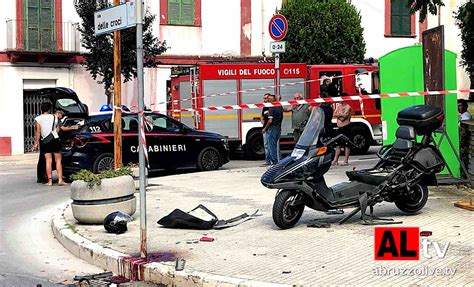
left=0, top=147, right=379, bottom=286
left=0, top=162, right=104, bottom=286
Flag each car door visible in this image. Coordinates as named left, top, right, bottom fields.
left=121, top=114, right=139, bottom=166
left=145, top=113, right=194, bottom=170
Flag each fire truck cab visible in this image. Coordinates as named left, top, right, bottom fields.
left=170, top=62, right=381, bottom=159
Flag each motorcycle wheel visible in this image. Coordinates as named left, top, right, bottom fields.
left=394, top=183, right=428, bottom=213
left=272, top=190, right=305, bottom=229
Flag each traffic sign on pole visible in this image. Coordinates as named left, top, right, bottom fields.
left=268, top=14, right=288, bottom=41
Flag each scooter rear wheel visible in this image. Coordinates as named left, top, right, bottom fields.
left=273, top=190, right=305, bottom=229
left=394, top=183, right=428, bottom=213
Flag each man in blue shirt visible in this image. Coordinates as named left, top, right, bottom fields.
left=262, top=94, right=283, bottom=165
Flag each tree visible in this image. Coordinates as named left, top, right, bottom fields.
left=455, top=1, right=474, bottom=100
left=74, top=0, right=167, bottom=101
left=408, top=0, right=445, bottom=23
left=279, top=0, right=365, bottom=64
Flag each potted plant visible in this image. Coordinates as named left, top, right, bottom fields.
left=70, top=167, right=137, bottom=224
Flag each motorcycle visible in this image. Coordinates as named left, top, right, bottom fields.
left=261, top=105, right=446, bottom=229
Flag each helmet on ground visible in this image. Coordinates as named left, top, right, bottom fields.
left=104, top=211, right=133, bottom=234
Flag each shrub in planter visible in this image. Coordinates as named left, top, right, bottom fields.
left=70, top=167, right=137, bottom=224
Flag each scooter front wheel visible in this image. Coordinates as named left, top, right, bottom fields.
left=273, top=190, right=305, bottom=229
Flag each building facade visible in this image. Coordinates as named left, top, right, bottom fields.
left=0, top=0, right=469, bottom=155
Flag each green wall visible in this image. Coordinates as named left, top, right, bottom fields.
left=379, top=45, right=460, bottom=177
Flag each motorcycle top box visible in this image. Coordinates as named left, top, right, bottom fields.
left=396, top=105, right=444, bottom=135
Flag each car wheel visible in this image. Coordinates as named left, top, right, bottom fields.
left=349, top=125, right=371, bottom=155
left=197, top=147, right=221, bottom=171
left=93, top=153, right=114, bottom=173
left=244, top=130, right=265, bottom=160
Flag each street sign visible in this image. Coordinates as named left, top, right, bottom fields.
left=270, top=41, right=286, bottom=53
left=268, top=14, right=288, bottom=41
left=94, top=3, right=129, bottom=35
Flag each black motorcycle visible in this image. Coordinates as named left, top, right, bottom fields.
left=261, top=105, right=446, bottom=229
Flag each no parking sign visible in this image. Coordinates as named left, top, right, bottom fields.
left=268, top=14, right=288, bottom=41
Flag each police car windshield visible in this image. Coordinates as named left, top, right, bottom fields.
left=296, top=107, right=324, bottom=148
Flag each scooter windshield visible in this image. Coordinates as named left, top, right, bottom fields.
left=295, top=107, right=325, bottom=148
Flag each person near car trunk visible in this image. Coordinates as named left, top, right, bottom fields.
left=331, top=94, right=352, bottom=166
left=32, top=102, right=65, bottom=186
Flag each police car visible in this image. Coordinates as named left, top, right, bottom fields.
left=41, top=88, right=230, bottom=177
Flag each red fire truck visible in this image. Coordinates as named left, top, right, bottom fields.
left=170, top=62, right=381, bottom=158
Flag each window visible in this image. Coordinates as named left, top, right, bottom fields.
left=122, top=115, right=139, bottom=132
left=146, top=114, right=182, bottom=133
left=320, top=72, right=343, bottom=98
left=386, top=0, right=415, bottom=37
left=24, top=0, right=55, bottom=51
left=168, top=0, right=194, bottom=25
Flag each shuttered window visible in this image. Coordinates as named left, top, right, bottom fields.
left=168, top=0, right=195, bottom=25
left=24, top=0, right=55, bottom=51
left=391, top=0, right=411, bottom=36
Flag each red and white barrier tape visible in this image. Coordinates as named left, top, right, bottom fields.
left=130, top=72, right=363, bottom=109
left=160, top=89, right=474, bottom=113
left=138, top=111, right=150, bottom=168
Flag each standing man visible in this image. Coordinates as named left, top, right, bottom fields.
left=332, top=94, right=352, bottom=166
left=284, top=93, right=310, bottom=143
left=260, top=93, right=271, bottom=166
left=263, top=94, right=283, bottom=165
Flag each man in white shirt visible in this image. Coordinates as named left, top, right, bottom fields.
left=458, top=99, right=472, bottom=122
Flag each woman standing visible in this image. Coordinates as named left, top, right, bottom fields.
left=32, top=102, right=65, bottom=186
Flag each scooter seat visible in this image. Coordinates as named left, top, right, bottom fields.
left=346, top=170, right=387, bottom=186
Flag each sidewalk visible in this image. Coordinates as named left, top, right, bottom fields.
left=0, top=152, right=38, bottom=166
left=52, top=164, right=474, bottom=286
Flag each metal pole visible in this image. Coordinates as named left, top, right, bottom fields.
left=275, top=53, right=280, bottom=99
left=113, top=0, right=122, bottom=168
left=136, top=0, right=147, bottom=259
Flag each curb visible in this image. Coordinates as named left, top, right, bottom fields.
left=51, top=203, right=291, bottom=287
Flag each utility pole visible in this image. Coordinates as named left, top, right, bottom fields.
left=136, top=0, right=147, bottom=259
left=113, top=0, right=122, bottom=168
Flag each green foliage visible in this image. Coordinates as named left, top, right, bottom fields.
left=74, top=0, right=168, bottom=94
left=71, top=166, right=133, bottom=188
left=407, top=0, right=445, bottom=23
left=455, top=2, right=474, bottom=82
left=279, top=0, right=366, bottom=64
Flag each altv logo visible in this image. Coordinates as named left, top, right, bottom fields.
left=374, top=227, right=450, bottom=260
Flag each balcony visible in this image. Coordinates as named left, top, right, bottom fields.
left=4, top=19, right=82, bottom=63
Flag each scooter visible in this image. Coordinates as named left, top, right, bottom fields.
left=261, top=105, right=446, bottom=229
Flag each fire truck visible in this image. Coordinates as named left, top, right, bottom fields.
left=170, top=62, right=381, bottom=158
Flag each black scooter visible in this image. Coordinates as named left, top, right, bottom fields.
left=261, top=105, right=446, bottom=229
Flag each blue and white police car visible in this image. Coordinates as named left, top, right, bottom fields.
left=40, top=88, right=230, bottom=178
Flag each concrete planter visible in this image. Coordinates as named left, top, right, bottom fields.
left=71, top=175, right=137, bottom=224
left=131, top=167, right=148, bottom=191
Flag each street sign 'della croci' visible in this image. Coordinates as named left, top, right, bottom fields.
left=94, top=3, right=129, bottom=35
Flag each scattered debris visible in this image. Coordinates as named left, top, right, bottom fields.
left=200, top=236, right=215, bottom=242
left=282, top=271, right=292, bottom=274
left=175, top=259, right=186, bottom=271
left=307, top=222, right=331, bottom=228
left=420, top=231, right=432, bottom=237
left=186, top=239, right=199, bottom=244
left=325, top=209, right=344, bottom=215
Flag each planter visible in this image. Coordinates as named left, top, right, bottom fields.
left=71, top=175, right=136, bottom=224
left=131, top=167, right=148, bottom=191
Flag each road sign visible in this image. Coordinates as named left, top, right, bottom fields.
left=268, top=14, right=288, bottom=41
left=95, top=3, right=129, bottom=35
left=270, top=41, right=286, bottom=53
